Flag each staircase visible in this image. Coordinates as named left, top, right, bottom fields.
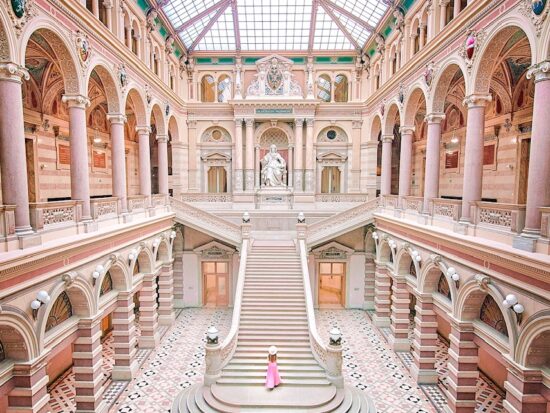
left=172, top=239, right=375, bottom=412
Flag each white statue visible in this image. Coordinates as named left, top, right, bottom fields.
left=261, top=144, right=287, bottom=187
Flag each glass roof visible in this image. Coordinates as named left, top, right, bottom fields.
left=161, top=0, right=388, bottom=52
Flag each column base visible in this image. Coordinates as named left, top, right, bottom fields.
left=83, top=220, right=98, bottom=233
left=111, top=361, right=139, bottom=381
left=173, top=298, right=185, bottom=309
left=158, top=313, right=175, bottom=326
left=513, top=233, right=538, bottom=252
left=388, top=336, right=410, bottom=352
left=443, top=399, right=476, bottom=413
left=121, top=212, right=133, bottom=224
left=139, top=334, right=160, bottom=349
left=372, top=315, right=390, bottom=327
left=454, top=221, right=469, bottom=234
left=17, top=232, right=41, bottom=249
left=410, top=365, right=438, bottom=384
left=75, top=399, right=108, bottom=413
left=146, top=207, right=156, bottom=217
left=363, top=301, right=375, bottom=311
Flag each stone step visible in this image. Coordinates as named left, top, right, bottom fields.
left=239, top=325, right=309, bottom=331
left=233, top=351, right=313, bottom=359
left=215, top=377, right=332, bottom=387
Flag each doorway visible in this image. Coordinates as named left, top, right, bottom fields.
left=318, top=262, right=345, bottom=307
left=518, top=137, right=530, bottom=204
left=202, top=261, right=229, bottom=307
left=25, top=137, right=38, bottom=202
left=321, top=166, right=341, bottom=193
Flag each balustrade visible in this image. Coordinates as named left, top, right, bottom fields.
left=472, top=202, right=525, bottom=234
left=90, top=197, right=119, bottom=220
left=127, top=195, right=147, bottom=212
left=429, top=198, right=461, bottom=221
left=315, top=193, right=369, bottom=203
left=402, top=196, right=424, bottom=213
left=29, top=200, right=83, bottom=231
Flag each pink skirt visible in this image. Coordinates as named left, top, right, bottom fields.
left=265, top=361, right=282, bottom=389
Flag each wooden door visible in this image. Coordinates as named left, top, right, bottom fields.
left=518, top=138, right=530, bottom=204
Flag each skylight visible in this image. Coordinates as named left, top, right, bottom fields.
left=160, top=0, right=389, bottom=52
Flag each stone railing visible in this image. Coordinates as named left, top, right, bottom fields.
left=152, top=194, right=168, bottom=207
left=127, top=195, right=147, bottom=212
left=180, top=193, right=233, bottom=203
left=430, top=198, right=461, bottom=221
left=90, top=197, right=118, bottom=220
left=402, top=196, right=424, bottom=213
left=381, top=194, right=399, bottom=209
left=540, top=207, right=550, bottom=239
left=307, top=198, right=380, bottom=246
left=169, top=197, right=241, bottom=246
left=29, top=200, right=82, bottom=231
left=472, top=202, right=526, bottom=233
left=298, top=232, right=343, bottom=387
left=204, top=233, right=249, bottom=385
left=0, top=205, right=16, bottom=239
left=314, top=193, right=369, bottom=203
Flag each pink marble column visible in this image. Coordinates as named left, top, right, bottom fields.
left=156, top=134, right=169, bottom=195
left=0, top=63, right=33, bottom=234
left=8, top=355, right=50, bottom=412
left=234, top=118, right=244, bottom=191
left=389, top=277, right=410, bottom=351
left=460, top=94, right=491, bottom=221
left=136, top=126, right=152, bottom=205
left=445, top=320, right=479, bottom=413
left=504, top=363, right=548, bottom=413
left=111, top=292, right=138, bottom=380
left=305, top=119, right=315, bottom=192
left=380, top=135, right=394, bottom=196
left=423, top=113, right=445, bottom=213
left=373, top=263, right=391, bottom=327
left=63, top=94, right=92, bottom=220
left=244, top=118, right=254, bottom=191
left=411, top=296, right=438, bottom=384
left=522, top=61, right=550, bottom=236
left=398, top=126, right=415, bottom=203
left=294, top=118, right=304, bottom=191
left=108, top=114, right=128, bottom=213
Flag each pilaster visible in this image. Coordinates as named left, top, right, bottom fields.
left=138, top=273, right=160, bottom=348
left=111, top=292, right=139, bottom=381
left=388, top=277, right=410, bottom=352
left=373, top=264, right=391, bottom=327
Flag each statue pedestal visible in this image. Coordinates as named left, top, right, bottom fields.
left=255, top=187, right=293, bottom=210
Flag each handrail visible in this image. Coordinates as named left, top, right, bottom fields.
left=298, top=238, right=344, bottom=387
left=204, top=237, right=249, bottom=385
left=169, top=197, right=241, bottom=246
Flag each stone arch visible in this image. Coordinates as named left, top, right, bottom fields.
left=417, top=257, right=457, bottom=305
left=383, top=102, right=402, bottom=135
left=20, top=21, right=82, bottom=95
left=317, top=125, right=348, bottom=143
left=37, top=276, right=95, bottom=346
left=0, top=308, right=39, bottom=361
left=150, top=102, right=167, bottom=135
left=95, top=257, right=131, bottom=304
left=471, top=22, right=536, bottom=96
left=369, top=114, right=382, bottom=142
left=132, top=245, right=154, bottom=275
left=200, top=125, right=232, bottom=143
left=85, top=60, right=122, bottom=113
left=254, top=122, right=294, bottom=145
left=168, top=115, right=179, bottom=141
left=0, top=7, right=16, bottom=62
left=157, top=238, right=170, bottom=262
left=124, top=86, right=148, bottom=126
left=395, top=248, right=420, bottom=278
left=514, top=310, right=550, bottom=368
left=403, top=84, right=428, bottom=127
left=430, top=58, right=468, bottom=113
left=376, top=238, right=393, bottom=264
left=455, top=278, right=517, bottom=350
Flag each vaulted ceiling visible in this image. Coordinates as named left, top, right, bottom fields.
left=159, top=0, right=388, bottom=52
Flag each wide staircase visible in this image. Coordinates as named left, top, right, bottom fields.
left=172, top=239, right=375, bottom=412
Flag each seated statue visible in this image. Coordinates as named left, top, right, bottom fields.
left=261, top=144, right=287, bottom=187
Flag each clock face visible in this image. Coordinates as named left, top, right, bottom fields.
left=327, top=130, right=337, bottom=140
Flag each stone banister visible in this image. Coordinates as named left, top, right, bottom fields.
left=297, top=234, right=343, bottom=387
left=430, top=198, right=461, bottom=221
left=204, top=232, right=249, bottom=385
left=471, top=202, right=526, bottom=234
left=29, top=200, right=83, bottom=231
left=90, top=197, right=119, bottom=220
left=307, top=198, right=380, bottom=247
left=169, top=197, right=241, bottom=246
left=0, top=205, right=16, bottom=239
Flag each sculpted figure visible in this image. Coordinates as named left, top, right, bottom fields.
left=261, top=145, right=286, bottom=187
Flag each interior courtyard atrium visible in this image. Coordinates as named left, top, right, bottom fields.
left=0, top=0, right=549, bottom=411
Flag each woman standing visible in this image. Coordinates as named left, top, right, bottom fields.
left=265, top=346, right=282, bottom=390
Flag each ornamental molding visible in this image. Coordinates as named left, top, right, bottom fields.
left=71, top=29, right=92, bottom=73
left=526, top=60, right=550, bottom=82
left=5, top=0, right=37, bottom=36
left=519, top=0, right=549, bottom=36
left=0, top=62, right=29, bottom=82
left=458, top=28, right=487, bottom=73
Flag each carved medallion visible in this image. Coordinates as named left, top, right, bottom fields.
left=118, top=63, right=128, bottom=90
left=520, top=0, right=549, bottom=35
left=74, top=30, right=92, bottom=67
left=459, top=29, right=486, bottom=72
left=6, top=0, right=36, bottom=35
left=532, top=0, right=547, bottom=15
left=423, top=62, right=435, bottom=88
left=11, top=0, right=25, bottom=18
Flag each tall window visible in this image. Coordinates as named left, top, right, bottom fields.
left=99, top=3, right=108, bottom=26
left=201, top=75, right=215, bottom=102
left=131, top=27, right=139, bottom=55
left=217, top=75, right=232, bottom=102
left=414, top=26, right=420, bottom=54
left=321, top=166, right=341, bottom=193
left=208, top=166, right=227, bottom=193
left=334, top=75, right=348, bottom=102
left=317, top=75, right=331, bottom=102
left=153, top=50, right=160, bottom=75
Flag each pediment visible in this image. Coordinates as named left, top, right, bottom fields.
left=312, top=241, right=354, bottom=259
left=255, top=54, right=294, bottom=67
left=194, top=240, right=235, bottom=258
left=201, top=151, right=231, bottom=161
left=317, top=152, right=348, bottom=162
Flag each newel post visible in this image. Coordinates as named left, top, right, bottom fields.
left=326, top=327, right=344, bottom=388
left=204, top=326, right=222, bottom=385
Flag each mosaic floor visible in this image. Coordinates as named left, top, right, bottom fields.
left=47, top=308, right=505, bottom=413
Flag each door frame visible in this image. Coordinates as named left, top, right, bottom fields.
left=317, top=261, right=346, bottom=308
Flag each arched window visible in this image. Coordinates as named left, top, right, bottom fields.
left=99, top=3, right=109, bottom=26
left=414, top=26, right=420, bottom=54
left=46, top=292, right=73, bottom=332
left=201, top=75, right=215, bottom=102
left=409, top=260, right=417, bottom=277
left=100, top=272, right=113, bottom=296
left=446, top=0, right=454, bottom=24
left=133, top=259, right=140, bottom=276
left=131, top=24, right=139, bottom=55
left=391, top=51, right=398, bottom=75
left=317, top=75, right=331, bottom=102
left=480, top=295, right=508, bottom=337
left=334, top=75, right=348, bottom=102
left=437, top=274, right=451, bottom=300
left=375, top=72, right=380, bottom=90
left=217, top=75, right=232, bottom=102
left=169, top=68, right=175, bottom=91
left=153, top=51, right=160, bottom=76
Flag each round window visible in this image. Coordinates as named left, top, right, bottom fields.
left=211, top=130, right=222, bottom=141
left=326, top=130, right=337, bottom=140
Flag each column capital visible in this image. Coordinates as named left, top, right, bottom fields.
left=244, top=118, right=254, bottom=127
left=424, top=112, right=445, bottom=123
left=381, top=134, right=394, bottom=143
left=352, top=119, right=363, bottom=129
left=527, top=60, right=550, bottom=83
left=463, top=94, right=492, bottom=108
left=305, top=118, right=314, bottom=127
left=107, top=113, right=127, bottom=124
left=136, top=125, right=151, bottom=134
left=399, top=125, right=415, bottom=134
left=187, top=119, right=197, bottom=128
left=0, top=62, right=29, bottom=83
left=294, top=118, right=305, bottom=127
left=234, top=118, right=244, bottom=126
left=62, top=94, right=91, bottom=109
left=156, top=134, right=169, bottom=143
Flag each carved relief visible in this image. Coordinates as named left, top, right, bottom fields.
left=5, top=0, right=37, bottom=36
left=246, top=55, right=302, bottom=98
left=519, top=0, right=549, bottom=35
left=72, top=30, right=92, bottom=72
left=458, top=29, right=487, bottom=73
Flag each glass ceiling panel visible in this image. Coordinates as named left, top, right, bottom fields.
left=179, top=11, right=218, bottom=48
left=162, top=0, right=218, bottom=30
left=313, top=7, right=354, bottom=50
left=238, top=0, right=312, bottom=51
left=332, top=0, right=387, bottom=27
left=332, top=10, right=371, bottom=47
left=195, top=8, right=236, bottom=51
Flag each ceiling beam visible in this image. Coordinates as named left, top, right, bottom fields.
left=321, top=0, right=376, bottom=32
left=320, top=1, right=360, bottom=50
left=308, top=0, right=319, bottom=52
left=231, top=0, right=241, bottom=51
left=175, top=0, right=231, bottom=33
left=189, top=1, right=231, bottom=52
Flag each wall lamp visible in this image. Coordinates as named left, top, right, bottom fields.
left=446, top=267, right=460, bottom=287
left=31, top=290, right=51, bottom=319
left=128, top=248, right=138, bottom=261
left=170, top=230, right=177, bottom=239
left=242, top=212, right=250, bottom=223
left=411, top=250, right=422, bottom=262
left=92, top=264, right=105, bottom=285
left=502, top=294, right=524, bottom=323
